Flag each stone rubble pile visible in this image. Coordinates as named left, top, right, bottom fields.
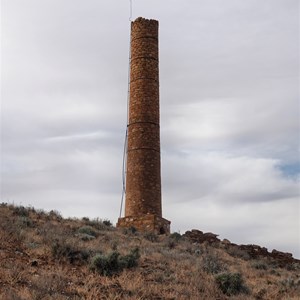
left=184, top=229, right=299, bottom=268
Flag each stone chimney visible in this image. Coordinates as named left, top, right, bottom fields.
left=117, top=17, right=170, bottom=234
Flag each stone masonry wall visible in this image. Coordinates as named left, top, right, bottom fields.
left=125, top=17, right=162, bottom=218
left=117, top=215, right=170, bottom=235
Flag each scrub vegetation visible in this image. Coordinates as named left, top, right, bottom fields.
left=0, top=203, right=299, bottom=299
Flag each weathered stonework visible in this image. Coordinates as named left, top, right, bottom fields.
left=184, top=229, right=300, bottom=268
left=117, top=17, right=170, bottom=234
left=117, top=215, right=170, bottom=235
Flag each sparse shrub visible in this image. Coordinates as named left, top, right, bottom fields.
left=110, top=240, right=118, bottom=250
left=119, top=247, right=140, bottom=268
left=35, top=208, right=47, bottom=219
left=2, top=288, right=23, bottom=300
left=167, top=239, right=176, bottom=249
left=90, top=247, right=140, bottom=276
left=26, top=205, right=36, bottom=213
left=202, top=253, right=226, bottom=274
left=255, top=288, right=267, bottom=299
left=38, top=222, right=72, bottom=247
left=280, top=277, right=300, bottom=289
left=77, top=226, right=97, bottom=237
left=51, top=239, right=73, bottom=259
left=269, top=268, right=281, bottom=276
left=129, top=226, right=137, bottom=234
left=180, top=242, right=194, bottom=255
left=78, top=233, right=95, bottom=241
left=215, top=272, right=249, bottom=296
left=90, top=252, right=120, bottom=276
left=294, top=263, right=300, bottom=270
left=144, top=232, right=158, bottom=242
left=123, top=226, right=137, bottom=235
left=1, top=216, right=27, bottom=243
left=166, top=232, right=182, bottom=249
left=49, top=210, right=62, bottom=221
left=286, top=262, right=300, bottom=271
left=251, top=260, right=268, bottom=270
left=269, top=260, right=281, bottom=269
left=31, top=272, right=68, bottom=299
left=51, top=239, right=90, bottom=264
left=169, top=232, right=182, bottom=241
left=12, top=206, right=29, bottom=217
left=227, top=246, right=250, bottom=260
left=85, top=218, right=111, bottom=231
left=103, top=219, right=112, bottom=227
left=195, top=249, right=202, bottom=255
left=17, top=216, right=34, bottom=228
left=27, top=242, right=39, bottom=249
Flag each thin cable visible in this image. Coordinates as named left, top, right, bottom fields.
left=119, top=10, right=132, bottom=218
left=119, top=128, right=128, bottom=218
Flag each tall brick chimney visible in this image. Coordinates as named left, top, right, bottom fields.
left=117, top=17, right=170, bottom=234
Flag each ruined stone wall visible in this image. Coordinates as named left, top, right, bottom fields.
left=125, top=17, right=162, bottom=217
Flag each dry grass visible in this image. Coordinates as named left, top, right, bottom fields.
left=0, top=203, right=299, bottom=299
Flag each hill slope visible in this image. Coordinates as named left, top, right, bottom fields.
left=0, top=203, right=299, bottom=299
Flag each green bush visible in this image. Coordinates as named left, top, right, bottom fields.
left=90, top=247, right=140, bottom=276
left=77, top=226, right=97, bottom=237
left=90, top=252, right=120, bottom=276
left=78, top=233, right=96, bottom=241
left=215, top=272, right=249, bottom=296
left=119, top=247, right=140, bottom=268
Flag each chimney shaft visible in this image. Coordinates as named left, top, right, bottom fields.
left=126, top=18, right=161, bottom=217
left=117, top=17, right=170, bottom=234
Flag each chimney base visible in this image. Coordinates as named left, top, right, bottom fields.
left=117, top=214, right=170, bottom=234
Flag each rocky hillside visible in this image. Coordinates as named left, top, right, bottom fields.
left=0, top=203, right=299, bottom=299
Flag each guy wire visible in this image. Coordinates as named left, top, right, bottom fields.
left=119, top=4, right=132, bottom=218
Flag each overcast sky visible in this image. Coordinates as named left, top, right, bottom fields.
left=1, top=0, right=299, bottom=257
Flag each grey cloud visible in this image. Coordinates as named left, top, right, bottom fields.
left=162, top=153, right=298, bottom=204
left=1, top=0, right=299, bottom=257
